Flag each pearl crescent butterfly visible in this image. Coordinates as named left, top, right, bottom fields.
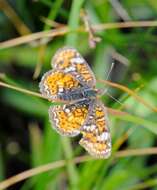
left=39, top=47, right=111, bottom=158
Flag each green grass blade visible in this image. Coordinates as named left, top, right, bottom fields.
left=113, top=113, right=157, bottom=135
left=0, top=147, right=4, bottom=181
left=44, top=0, right=64, bottom=30
left=65, top=0, right=85, bottom=46
left=61, top=137, right=79, bottom=190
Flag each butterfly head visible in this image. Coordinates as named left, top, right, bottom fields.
left=94, top=88, right=106, bottom=97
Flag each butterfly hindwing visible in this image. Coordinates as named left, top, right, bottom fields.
left=49, top=99, right=91, bottom=136
left=79, top=99, right=111, bottom=158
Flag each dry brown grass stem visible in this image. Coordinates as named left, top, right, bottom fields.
left=1, top=20, right=157, bottom=49
left=0, top=81, right=157, bottom=189
left=1, top=78, right=156, bottom=114
left=0, top=80, right=128, bottom=115
left=80, top=10, right=101, bottom=48
left=115, top=147, right=157, bottom=157
left=98, top=79, right=157, bottom=113
left=0, top=27, right=69, bottom=49
left=92, top=20, right=157, bottom=31
left=0, top=81, right=43, bottom=99
left=0, top=147, right=157, bottom=190
left=0, top=0, right=31, bottom=35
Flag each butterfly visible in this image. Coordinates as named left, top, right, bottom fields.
left=39, top=47, right=111, bottom=158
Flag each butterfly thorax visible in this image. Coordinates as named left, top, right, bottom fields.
left=58, top=87, right=98, bottom=101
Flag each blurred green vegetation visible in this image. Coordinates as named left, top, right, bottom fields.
left=0, top=0, right=157, bottom=190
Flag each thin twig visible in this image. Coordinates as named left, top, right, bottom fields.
left=0, top=147, right=157, bottom=189
left=0, top=81, right=43, bottom=99
left=80, top=10, right=101, bottom=48
left=0, top=159, right=66, bottom=190
left=1, top=20, right=157, bottom=49
left=115, top=147, right=157, bottom=158
left=0, top=27, right=69, bottom=49
left=92, top=20, right=157, bottom=31
left=0, top=81, right=69, bottom=104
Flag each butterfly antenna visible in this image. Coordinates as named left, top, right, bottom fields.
left=106, top=91, right=124, bottom=106
left=100, top=62, right=124, bottom=106
left=100, top=62, right=115, bottom=95
left=105, top=62, right=115, bottom=81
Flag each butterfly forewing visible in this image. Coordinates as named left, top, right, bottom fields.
left=40, top=47, right=96, bottom=102
left=39, top=70, right=82, bottom=101
left=51, top=47, right=96, bottom=87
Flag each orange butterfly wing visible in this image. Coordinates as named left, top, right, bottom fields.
left=80, top=99, right=111, bottom=158
left=39, top=70, right=82, bottom=101
left=39, top=47, right=111, bottom=158
left=51, top=47, right=96, bottom=87
left=49, top=100, right=90, bottom=136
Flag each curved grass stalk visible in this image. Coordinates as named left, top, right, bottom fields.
left=98, top=79, right=157, bottom=113
left=1, top=80, right=157, bottom=189
left=0, top=147, right=157, bottom=190
left=1, top=20, right=157, bottom=49
left=1, top=80, right=157, bottom=134
left=0, top=81, right=43, bottom=99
